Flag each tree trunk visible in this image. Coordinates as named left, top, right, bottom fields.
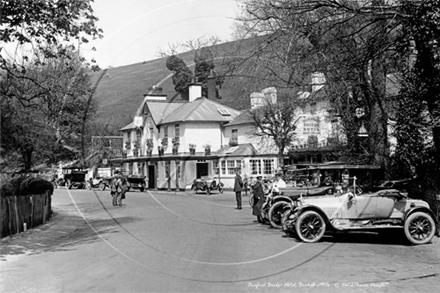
left=22, top=148, right=34, bottom=172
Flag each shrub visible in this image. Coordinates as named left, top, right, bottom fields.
left=20, top=177, right=54, bottom=195
left=0, top=176, right=53, bottom=198
left=0, top=176, right=27, bottom=198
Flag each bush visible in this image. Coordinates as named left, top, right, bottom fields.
left=20, top=177, right=54, bottom=195
left=0, top=176, right=27, bottom=198
left=0, top=175, right=53, bottom=197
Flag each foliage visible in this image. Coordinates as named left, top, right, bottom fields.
left=165, top=44, right=224, bottom=100
left=161, top=137, right=169, bottom=148
left=1, top=0, right=102, bottom=91
left=133, top=139, right=140, bottom=150
left=1, top=1, right=101, bottom=171
left=189, top=143, right=197, bottom=149
left=172, top=137, right=180, bottom=146
left=0, top=47, right=97, bottom=172
left=0, top=176, right=53, bottom=198
left=202, top=143, right=211, bottom=149
left=194, top=47, right=225, bottom=99
left=146, top=138, right=154, bottom=149
left=233, top=0, right=434, bottom=174
left=165, top=55, right=193, bottom=99
left=398, top=0, right=440, bottom=166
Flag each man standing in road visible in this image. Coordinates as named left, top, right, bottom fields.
left=252, top=176, right=265, bottom=223
left=233, top=169, right=243, bottom=209
left=111, top=170, right=123, bottom=206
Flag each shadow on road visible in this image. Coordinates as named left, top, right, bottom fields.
left=0, top=210, right=141, bottom=261
left=277, top=230, right=413, bottom=246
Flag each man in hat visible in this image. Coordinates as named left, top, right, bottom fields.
left=252, top=176, right=265, bottom=223
left=273, top=172, right=286, bottom=189
left=233, top=168, right=243, bottom=209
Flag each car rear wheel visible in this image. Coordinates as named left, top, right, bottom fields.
left=99, top=182, right=106, bottom=191
left=295, top=210, right=326, bottom=243
left=86, top=182, right=92, bottom=190
left=404, top=212, right=436, bottom=245
left=66, top=179, right=72, bottom=189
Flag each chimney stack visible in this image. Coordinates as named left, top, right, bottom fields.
left=188, top=83, right=202, bottom=102
left=207, top=70, right=216, bottom=99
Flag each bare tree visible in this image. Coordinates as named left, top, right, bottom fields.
left=250, top=91, right=303, bottom=168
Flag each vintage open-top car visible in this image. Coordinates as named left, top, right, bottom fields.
left=191, top=177, right=224, bottom=195
left=282, top=189, right=438, bottom=245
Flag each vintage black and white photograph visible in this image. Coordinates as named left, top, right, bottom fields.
left=1, top=1, right=439, bottom=292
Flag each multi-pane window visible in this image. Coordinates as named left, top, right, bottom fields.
left=263, top=159, right=274, bottom=175
left=149, top=127, right=154, bottom=139
left=214, top=161, right=219, bottom=175
left=227, top=160, right=235, bottom=174
left=250, top=159, right=261, bottom=175
left=221, top=161, right=226, bottom=174
left=175, top=124, right=180, bottom=137
left=232, top=129, right=238, bottom=138
left=230, top=129, right=238, bottom=145
left=226, top=160, right=242, bottom=174
left=164, top=126, right=168, bottom=138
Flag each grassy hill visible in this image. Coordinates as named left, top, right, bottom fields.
left=89, top=38, right=260, bottom=132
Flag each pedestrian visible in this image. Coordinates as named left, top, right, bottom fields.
left=233, top=169, right=243, bottom=209
left=111, top=170, right=123, bottom=206
left=252, top=176, right=265, bottom=223
left=120, top=175, right=128, bottom=203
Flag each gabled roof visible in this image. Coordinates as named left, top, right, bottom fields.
left=145, top=102, right=183, bottom=125
left=216, top=143, right=260, bottom=157
left=120, top=122, right=135, bottom=131
left=159, top=97, right=241, bottom=124
left=223, top=110, right=254, bottom=127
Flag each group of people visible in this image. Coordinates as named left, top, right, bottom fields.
left=233, top=169, right=286, bottom=223
left=110, top=170, right=128, bottom=206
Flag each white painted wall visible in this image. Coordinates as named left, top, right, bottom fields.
left=179, top=122, right=223, bottom=153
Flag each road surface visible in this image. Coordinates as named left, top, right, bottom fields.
left=1, top=188, right=439, bottom=293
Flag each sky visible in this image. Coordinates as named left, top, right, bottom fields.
left=82, top=0, right=243, bottom=68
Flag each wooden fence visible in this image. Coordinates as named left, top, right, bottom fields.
left=0, top=192, right=52, bottom=238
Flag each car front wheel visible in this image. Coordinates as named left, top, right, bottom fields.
left=268, top=201, right=290, bottom=229
left=295, top=210, right=326, bottom=243
left=404, top=212, right=436, bottom=245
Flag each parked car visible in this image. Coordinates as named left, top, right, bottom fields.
left=191, top=177, right=224, bottom=195
left=86, top=176, right=114, bottom=191
left=283, top=189, right=438, bottom=245
left=58, top=167, right=88, bottom=189
left=249, top=182, right=340, bottom=229
left=126, top=175, right=146, bottom=192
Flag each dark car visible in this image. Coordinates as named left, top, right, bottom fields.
left=58, top=167, right=88, bottom=189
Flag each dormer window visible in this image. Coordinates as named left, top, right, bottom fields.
left=217, top=108, right=231, bottom=116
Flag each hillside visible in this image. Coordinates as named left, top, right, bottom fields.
left=89, top=38, right=262, bottom=132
